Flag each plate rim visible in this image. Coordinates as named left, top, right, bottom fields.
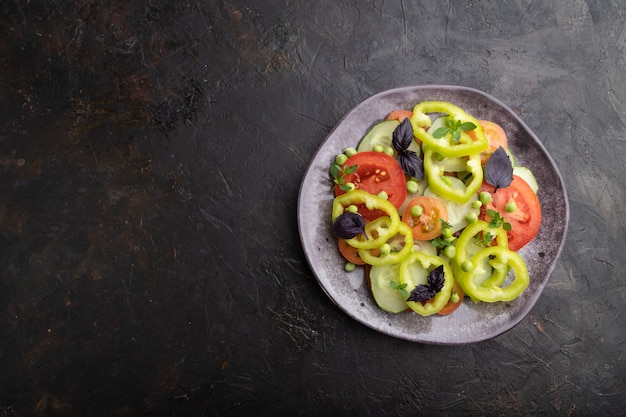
left=297, top=84, right=570, bottom=344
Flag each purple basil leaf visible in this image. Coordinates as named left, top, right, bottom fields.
left=407, top=284, right=435, bottom=303
left=392, top=118, right=414, bottom=152
left=485, top=146, right=513, bottom=191
left=427, top=265, right=445, bottom=293
left=398, top=150, right=424, bottom=180
left=333, top=212, right=367, bottom=240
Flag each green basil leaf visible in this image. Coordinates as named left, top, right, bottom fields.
left=431, top=127, right=449, bottom=138
left=459, top=121, right=477, bottom=131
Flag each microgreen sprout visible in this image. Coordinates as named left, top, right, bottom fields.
left=330, top=163, right=358, bottom=191
left=474, top=231, right=495, bottom=247
left=390, top=280, right=409, bottom=298
left=432, top=219, right=455, bottom=249
left=431, top=117, right=477, bottom=142
left=486, top=209, right=512, bottom=231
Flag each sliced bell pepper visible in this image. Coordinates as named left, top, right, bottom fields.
left=453, top=220, right=508, bottom=272
left=357, top=220, right=414, bottom=265
left=456, top=246, right=529, bottom=302
left=410, top=101, right=488, bottom=158
left=332, top=190, right=400, bottom=249
left=452, top=220, right=510, bottom=301
left=423, top=147, right=484, bottom=204
left=398, top=252, right=454, bottom=316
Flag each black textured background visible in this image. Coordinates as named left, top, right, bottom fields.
left=1, top=1, right=624, bottom=416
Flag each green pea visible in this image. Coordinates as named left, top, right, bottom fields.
left=411, top=205, right=423, bottom=217
left=465, top=212, right=478, bottom=224
left=335, top=153, right=348, bottom=165
left=373, top=144, right=384, bottom=153
left=479, top=191, right=492, bottom=204
left=450, top=292, right=460, bottom=304
left=406, top=180, right=420, bottom=194
left=444, top=245, right=456, bottom=259
left=379, top=243, right=391, bottom=256
left=383, top=146, right=394, bottom=156
left=344, top=262, right=356, bottom=272
left=461, top=260, right=473, bottom=272
left=378, top=191, right=388, bottom=200
left=505, top=201, right=517, bottom=212
left=347, top=205, right=359, bottom=213
left=471, top=200, right=483, bottom=209
left=344, top=147, right=358, bottom=157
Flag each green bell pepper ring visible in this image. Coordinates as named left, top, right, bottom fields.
left=423, top=147, right=484, bottom=204
left=454, top=220, right=509, bottom=267
left=453, top=220, right=509, bottom=269
left=398, top=252, right=454, bottom=316
left=410, top=101, right=488, bottom=158
left=332, top=190, right=400, bottom=249
left=457, top=246, right=529, bottom=302
left=358, top=220, right=414, bottom=266
left=452, top=220, right=509, bottom=300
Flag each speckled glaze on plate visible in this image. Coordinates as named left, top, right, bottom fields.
left=297, top=85, right=569, bottom=345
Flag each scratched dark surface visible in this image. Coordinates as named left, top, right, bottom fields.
left=0, top=1, right=624, bottom=416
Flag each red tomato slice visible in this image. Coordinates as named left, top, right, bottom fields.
left=386, top=110, right=413, bottom=122
left=478, top=175, right=541, bottom=251
left=337, top=238, right=367, bottom=265
left=477, top=120, right=508, bottom=165
left=401, top=196, right=448, bottom=241
left=334, top=152, right=407, bottom=221
left=437, top=280, right=464, bottom=315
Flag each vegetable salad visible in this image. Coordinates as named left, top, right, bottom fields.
left=330, top=101, right=542, bottom=316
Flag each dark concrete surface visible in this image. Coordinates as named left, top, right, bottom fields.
left=1, top=1, right=624, bottom=416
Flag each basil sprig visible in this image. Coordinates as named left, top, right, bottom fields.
left=333, top=212, right=367, bottom=240
left=432, top=117, right=477, bottom=142
left=392, top=118, right=424, bottom=180
left=485, top=146, right=513, bottom=191
left=407, top=265, right=445, bottom=303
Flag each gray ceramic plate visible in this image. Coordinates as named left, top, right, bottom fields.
left=297, top=85, right=569, bottom=345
